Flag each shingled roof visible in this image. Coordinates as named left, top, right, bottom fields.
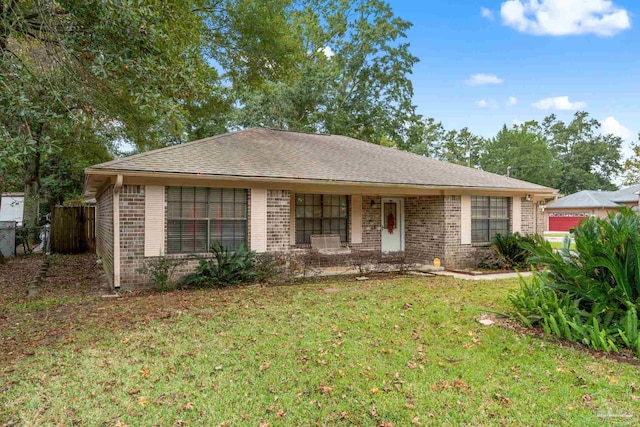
left=86, top=127, right=555, bottom=193
left=546, top=185, right=640, bottom=209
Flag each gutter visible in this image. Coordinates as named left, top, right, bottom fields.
left=85, top=169, right=559, bottom=197
left=113, top=175, right=123, bottom=289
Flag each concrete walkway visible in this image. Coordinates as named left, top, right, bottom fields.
left=432, top=271, right=532, bottom=281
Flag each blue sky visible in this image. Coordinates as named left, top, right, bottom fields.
left=388, top=0, right=638, bottom=155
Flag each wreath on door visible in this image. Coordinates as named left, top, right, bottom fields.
left=387, top=212, right=395, bottom=234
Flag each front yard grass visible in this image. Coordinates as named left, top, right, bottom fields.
left=2, top=275, right=639, bottom=426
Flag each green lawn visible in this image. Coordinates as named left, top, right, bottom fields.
left=2, top=276, right=639, bottom=426
left=549, top=241, right=577, bottom=250
left=544, top=232, right=571, bottom=238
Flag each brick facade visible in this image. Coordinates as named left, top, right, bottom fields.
left=95, top=185, right=114, bottom=287
left=404, top=195, right=493, bottom=269
left=536, top=202, right=545, bottom=234
left=443, top=195, right=491, bottom=269
left=521, top=198, right=535, bottom=235
left=119, top=185, right=146, bottom=288
left=103, top=184, right=540, bottom=289
left=405, top=196, right=444, bottom=264
left=267, top=190, right=290, bottom=252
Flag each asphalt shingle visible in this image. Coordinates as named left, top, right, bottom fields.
left=88, top=128, right=554, bottom=191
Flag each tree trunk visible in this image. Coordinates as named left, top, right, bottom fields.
left=23, top=142, right=42, bottom=248
left=0, top=173, right=6, bottom=263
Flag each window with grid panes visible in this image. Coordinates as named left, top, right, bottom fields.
left=294, top=194, right=348, bottom=244
left=471, top=196, right=510, bottom=243
left=167, top=187, right=247, bottom=253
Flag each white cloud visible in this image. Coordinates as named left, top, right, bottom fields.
left=531, top=96, right=587, bottom=111
left=481, top=7, right=494, bottom=20
left=601, top=116, right=632, bottom=140
left=318, top=46, right=335, bottom=58
left=507, top=96, right=518, bottom=106
left=500, top=0, right=631, bottom=37
left=465, top=73, right=504, bottom=86
left=476, top=99, right=489, bottom=108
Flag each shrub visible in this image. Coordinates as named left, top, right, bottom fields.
left=253, top=252, right=301, bottom=283
left=509, top=209, right=640, bottom=356
left=179, top=243, right=257, bottom=289
left=137, top=256, right=183, bottom=291
left=491, top=232, right=539, bottom=270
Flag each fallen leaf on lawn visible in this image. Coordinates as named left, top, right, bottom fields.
left=115, top=421, right=129, bottom=427
left=370, top=387, right=380, bottom=393
left=137, top=397, right=148, bottom=406
left=318, top=385, right=334, bottom=395
left=217, top=421, right=230, bottom=427
left=276, top=409, right=285, bottom=418
left=182, top=402, right=194, bottom=410
left=139, top=368, right=150, bottom=378
left=412, top=417, right=421, bottom=425
left=259, top=423, right=270, bottom=427
left=128, top=389, right=140, bottom=395
left=259, top=362, right=271, bottom=372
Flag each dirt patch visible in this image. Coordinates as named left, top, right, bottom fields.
left=0, top=254, right=43, bottom=304
left=0, top=253, right=110, bottom=363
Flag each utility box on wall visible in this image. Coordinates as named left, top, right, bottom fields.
left=0, top=221, right=16, bottom=258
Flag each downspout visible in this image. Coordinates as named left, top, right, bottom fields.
left=113, top=175, right=123, bottom=288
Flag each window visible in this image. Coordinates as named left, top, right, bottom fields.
left=295, top=194, right=348, bottom=244
left=471, top=196, right=510, bottom=243
left=167, top=187, right=247, bottom=254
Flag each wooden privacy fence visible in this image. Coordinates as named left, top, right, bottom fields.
left=50, top=206, right=95, bottom=254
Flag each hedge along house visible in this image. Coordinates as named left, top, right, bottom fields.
left=84, top=128, right=557, bottom=289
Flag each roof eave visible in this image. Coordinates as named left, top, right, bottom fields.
left=84, top=168, right=558, bottom=197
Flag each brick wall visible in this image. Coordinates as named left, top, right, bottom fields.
left=443, top=196, right=492, bottom=269
left=405, top=196, right=445, bottom=264
left=96, top=185, right=114, bottom=287
left=521, top=198, right=535, bottom=235
left=119, top=185, right=146, bottom=288
left=536, top=202, right=545, bottom=234
left=267, top=190, right=290, bottom=252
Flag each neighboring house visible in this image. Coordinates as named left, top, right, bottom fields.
left=544, top=184, right=640, bottom=232
left=0, top=193, right=25, bottom=226
left=83, top=128, right=557, bottom=289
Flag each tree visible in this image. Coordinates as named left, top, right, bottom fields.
left=1, top=0, right=300, bottom=236
left=233, top=0, right=420, bottom=147
left=433, top=127, right=484, bottom=168
left=398, top=117, right=445, bottom=157
left=622, top=135, right=640, bottom=186
left=480, top=122, right=558, bottom=187
left=541, top=112, right=622, bottom=194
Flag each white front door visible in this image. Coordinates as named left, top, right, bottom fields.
left=381, top=197, right=403, bottom=252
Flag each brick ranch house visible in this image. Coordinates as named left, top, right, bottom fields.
left=84, top=128, right=557, bottom=289
left=544, top=184, right=640, bottom=232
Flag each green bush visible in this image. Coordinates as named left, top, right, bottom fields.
left=509, top=209, right=640, bottom=356
left=137, top=256, right=183, bottom=291
left=179, top=243, right=257, bottom=289
left=491, top=232, right=539, bottom=269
